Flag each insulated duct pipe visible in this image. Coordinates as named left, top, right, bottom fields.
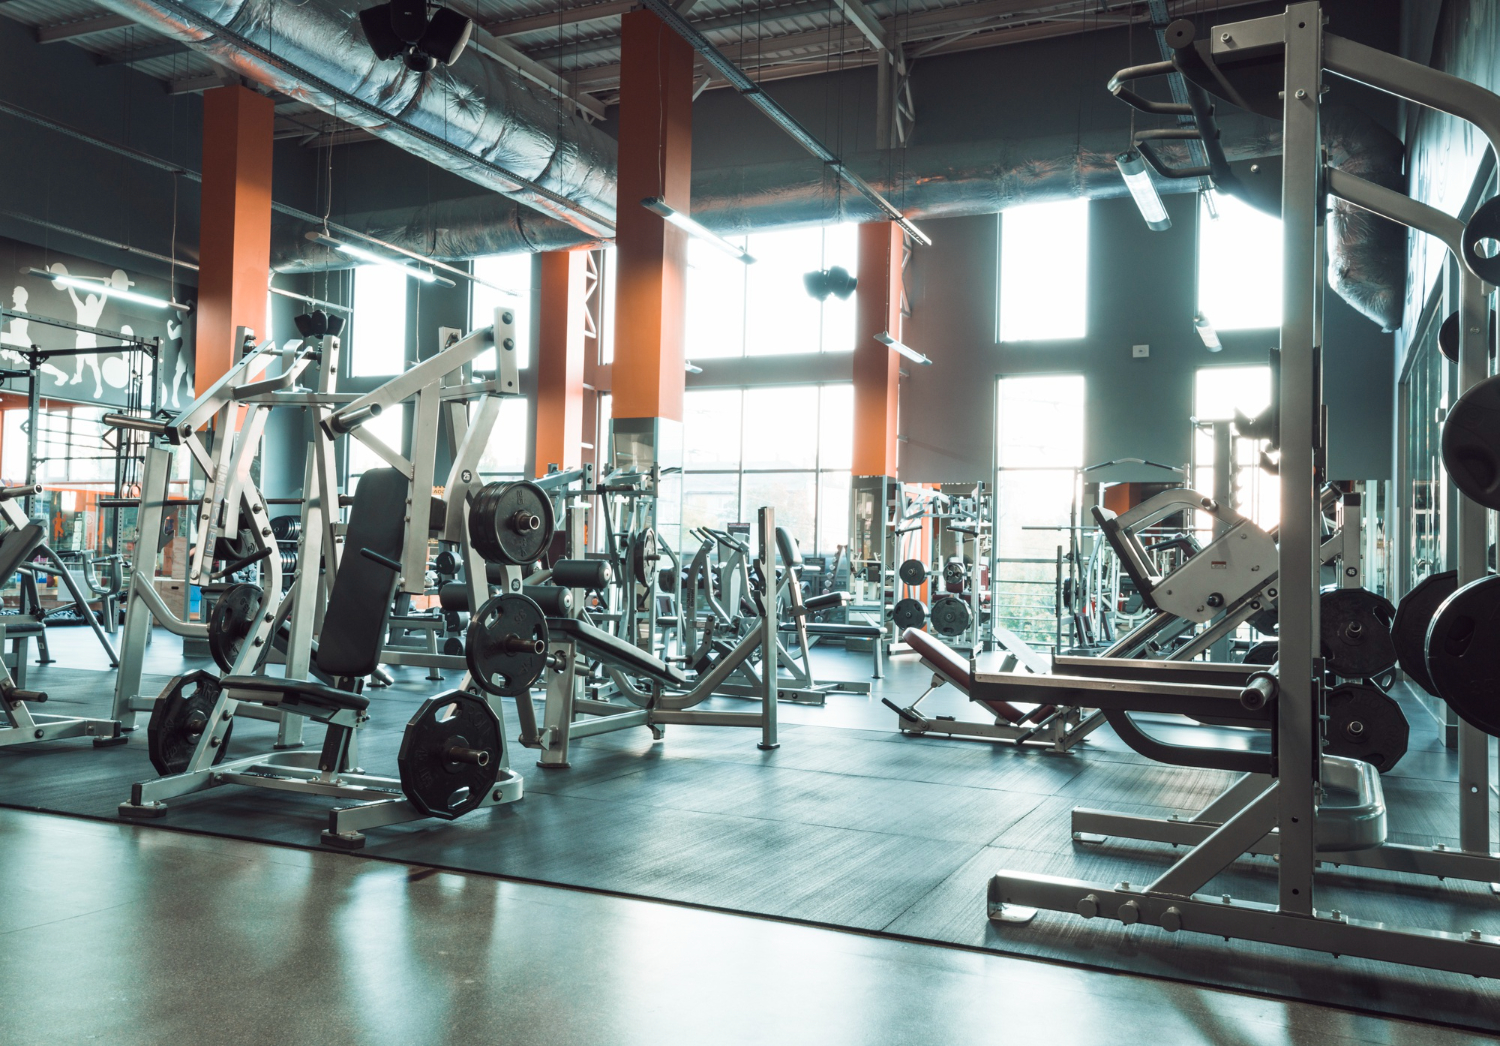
left=94, top=0, right=617, bottom=237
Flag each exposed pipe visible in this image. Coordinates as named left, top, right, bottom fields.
left=93, top=0, right=618, bottom=237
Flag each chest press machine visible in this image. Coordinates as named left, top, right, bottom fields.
left=981, top=5, right=1500, bottom=980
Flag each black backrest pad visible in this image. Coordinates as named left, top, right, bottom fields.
left=0, top=525, right=44, bottom=585
left=316, top=469, right=410, bottom=678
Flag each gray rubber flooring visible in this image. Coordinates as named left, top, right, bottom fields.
left=3, top=628, right=1499, bottom=1034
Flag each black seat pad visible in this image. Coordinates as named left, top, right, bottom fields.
left=800, top=622, right=882, bottom=638
left=549, top=617, right=691, bottom=687
left=221, top=674, right=369, bottom=713
left=0, top=616, right=44, bottom=636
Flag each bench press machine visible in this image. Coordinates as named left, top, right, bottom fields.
left=986, top=5, right=1500, bottom=979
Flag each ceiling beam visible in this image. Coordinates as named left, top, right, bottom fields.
left=166, top=68, right=239, bottom=95
left=37, top=14, right=136, bottom=43
left=468, top=26, right=607, bottom=120
left=485, top=0, right=634, bottom=38
left=830, top=0, right=891, bottom=56
left=95, top=40, right=191, bottom=66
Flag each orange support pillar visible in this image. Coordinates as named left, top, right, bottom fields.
left=534, top=250, right=588, bottom=477
left=196, top=85, right=274, bottom=395
left=609, top=9, right=694, bottom=459
left=853, top=222, right=903, bottom=478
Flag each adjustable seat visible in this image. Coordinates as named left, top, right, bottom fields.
left=548, top=615, right=692, bottom=688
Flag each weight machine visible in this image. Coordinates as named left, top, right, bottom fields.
left=986, top=6, right=1500, bottom=979
left=890, top=482, right=993, bottom=654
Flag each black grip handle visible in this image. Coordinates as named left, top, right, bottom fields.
left=360, top=547, right=402, bottom=572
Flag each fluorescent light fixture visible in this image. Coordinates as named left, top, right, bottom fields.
left=1194, top=316, right=1222, bottom=352
left=875, top=330, right=931, bottom=366
left=1116, top=150, right=1171, bottom=232
left=307, top=233, right=457, bottom=287
left=27, top=267, right=188, bottom=312
left=641, top=197, right=755, bottom=264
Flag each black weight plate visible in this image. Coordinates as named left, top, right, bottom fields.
left=147, top=670, right=232, bottom=776
left=466, top=593, right=550, bottom=697
left=1391, top=570, right=1457, bottom=696
left=269, top=515, right=301, bottom=541
left=629, top=528, right=658, bottom=587
left=1425, top=574, right=1500, bottom=737
left=1248, top=605, right=1278, bottom=637
left=207, top=583, right=263, bottom=673
left=469, top=480, right=556, bottom=565
left=397, top=691, right=502, bottom=820
left=893, top=598, right=927, bottom=630
left=1461, top=194, right=1500, bottom=285
left=898, top=559, right=927, bottom=586
left=1441, top=374, right=1500, bottom=511
left=1324, top=681, right=1409, bottom=773
left=1319, top=587, right=1397, bottom=679
left=930, top=595, right=972, bottom=637
left=943, top=559, right=967, bottom=585
left=1242, top=640, right=1278, bottom=666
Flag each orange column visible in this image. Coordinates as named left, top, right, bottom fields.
left=534, top=250, right=588, bottom=476
left=853, top=222, right=903, bottom=477
left=610, top=8, right=694, bottom=427
left=195, top=85, right=274, bottom=395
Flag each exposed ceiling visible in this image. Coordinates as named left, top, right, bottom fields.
left=0, top=0, right=1257, bottom=147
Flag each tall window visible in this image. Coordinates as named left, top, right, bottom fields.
left=994, top=374, right=1086, bottom=649
left=350, top=266, right=408, bottom=377
left=470, top=254, right=533, bottom=370
left=998, top=200, right=1089, bottom=342
left=346, top=405, right=405, bottom=490
left=685, top=224, right=857, bottom=360
left=479, top=398, right=531, bottom=478
left=1193, top=365, right=1277, bottom=532
left=680, top=384, right=852, bottom=554
left=1197, top=192, right=1282, bottom=331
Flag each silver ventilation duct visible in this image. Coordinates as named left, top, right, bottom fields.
left=94, top=0, right=618, bottom=237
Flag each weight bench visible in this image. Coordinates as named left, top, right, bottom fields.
left=120, top=468, right=524, bottom=847
left=0, top=523, right=123, bottom=749
left=882, top=628, right=1103, bottom=752
left=527, top=508, right=785, bottom=768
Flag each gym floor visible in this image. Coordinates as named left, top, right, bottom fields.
left=3, top=626, right=1498, bottom=1045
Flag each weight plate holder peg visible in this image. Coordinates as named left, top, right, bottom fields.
left=466, top=593, right=551, bottom=697
left=397, top=691, right=503, bottom=820
left=1319, top=587, right=1397, bottom=679
left=207, top=583, right=264, bottom=673
left=898, top=559, right=927, bottom=586
left=1424, top=574, right=1500, bottom=737
left=893, top=598, right=927, bottom=631
left=1323, top=681, right=1409, bottom=773
left=469, top=480, right=556, bottom=565
left=930, top=595, right=973, bottom=637
left=1440, top=373, right=1500, bottom=511
left=1390, top=570, right=1457, bottom=697
left=147, top=670, right=233, bottom=777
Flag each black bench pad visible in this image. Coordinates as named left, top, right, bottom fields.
left=549, top=617, right=692, bottom=688
left=222, top=674, right=369, bottom=713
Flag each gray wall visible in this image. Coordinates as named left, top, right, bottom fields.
left=900, top=195, right=1394, bottom=484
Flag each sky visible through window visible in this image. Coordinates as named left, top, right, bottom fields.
left=999, top=199, right=1089, bottom=343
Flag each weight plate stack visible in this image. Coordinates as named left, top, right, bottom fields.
left=629, top=528, right=659, bottom=587
left=1319, top=587, right=1397, bottom=679
left=466, top=593, right=550, bottom=697
left=397, top=691, right=503, bottom=820
left=929, top=595, right=972, bottom=637
left=1323, top=681, right=1409, bottom=773
left=893, top=598, right=927, bottom=631
left=269, top=515, right=302, bottom=541
left=468, top=480, right=556, bottom=565
left=898, top=559, right=927, bottom=587
left=207, top=583, right=263, bottom=673
left=1425, top=574, right=1500, bottom=737
left=1391, top=570, right=1457, bottom=696
left=1242, top=640, right=1278, bottom=666
left=147, top=670, right=232, bottom=776
left=1440, top=373, right=1500, bottom=510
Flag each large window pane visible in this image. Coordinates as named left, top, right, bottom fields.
left=350, top=266, right=408, bottom=377
left=743, top=472, right=816, bottom=551
left=683, top=389, right=743, bottom=469
left=480, top=396, right=530, bottom=476
left=348, top=405, right=405, bottom=486
left=745, top=226, right=825, bottom=357
left=817, top=384, right=853, bottom=469
left=820, top=223, right=858, bottom=354
left=999, top=200, right=1088, bottom=343
left=742, top=386, right=819, bottom=469
left=471, top=254, right=532, bottom=370
left=682, top=472, right=740, bottom=549
left=818, top=470, right=851, bottom=553
left=1193, top=365, right=1277, bottom=531
left=685, top=237, right=747, bottom=359
left=997, top=374, right=1086, bottom=468
left=1198, top=192, right=1282, bottom=331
